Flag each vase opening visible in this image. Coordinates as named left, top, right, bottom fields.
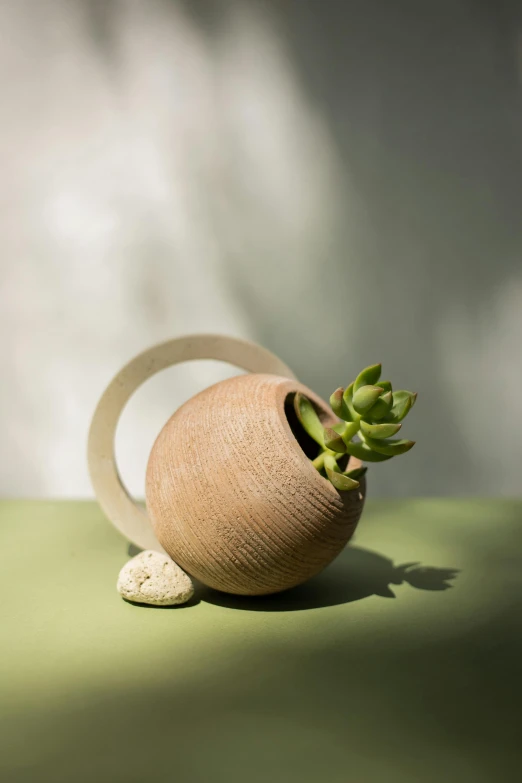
left=284, top=391, right=348, bottom=471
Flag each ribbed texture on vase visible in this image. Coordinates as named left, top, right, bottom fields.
left=146, top=373, right=366, bottom=595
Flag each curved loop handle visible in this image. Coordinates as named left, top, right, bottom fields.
left=87, top=334, right=297, bottom=553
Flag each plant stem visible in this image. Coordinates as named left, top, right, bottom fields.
left=312, top=452, right=325, bottom=470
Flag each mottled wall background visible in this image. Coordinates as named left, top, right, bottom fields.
left=1, top=0, right=521, bottom=499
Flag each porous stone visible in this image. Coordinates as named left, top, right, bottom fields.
left=117, top=550, right=194, bottom=606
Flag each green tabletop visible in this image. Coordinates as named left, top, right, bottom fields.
left=1, top=499, right=521, bottom=783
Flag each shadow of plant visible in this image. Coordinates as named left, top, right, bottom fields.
left=198, top=545, right=459, bottom=612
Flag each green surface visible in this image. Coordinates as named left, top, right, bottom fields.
left=1, top=499, right=521, bottom=783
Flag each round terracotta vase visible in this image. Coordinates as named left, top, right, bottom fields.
left=145, top=373, right=366, bottom=595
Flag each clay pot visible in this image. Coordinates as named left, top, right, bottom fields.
left=146, top=373, right=366, bottom=595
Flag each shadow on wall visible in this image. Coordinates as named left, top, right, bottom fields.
left=1, top=0, right=521, bottom=498
left=178, top=0, right=522, bottom=497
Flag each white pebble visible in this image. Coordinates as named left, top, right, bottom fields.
left=117, top=550, right=194, bottom=606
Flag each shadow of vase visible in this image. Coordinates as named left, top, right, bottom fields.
left=128, top=542, right=459, bottom=612
left=197, top=545, right=460, bottom=612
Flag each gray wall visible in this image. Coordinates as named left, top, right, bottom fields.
left=1, top=0, right=521, bottom=498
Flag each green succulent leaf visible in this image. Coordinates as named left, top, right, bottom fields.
left=352, top=385, right=384, bottom=415
left=329, top=388, right=352, bottom=421
left=324, top=452, right=360, bottom=491
left=375, top=380, right=392, bottom=393
left=360, top=420, right=402, bottom=439
left=344, top=439, right=393, bottom=462
left=344, top=466, right=368, bottom=480
left=394, top=390, right=417, bottom=406
left=383, top=391, right=417, bottom=423
left=360, top=434, right=416, bottom=456
left=367, top=390, right=393, bottom=420
left=385, top=399, right=411, bottom=424
left=327, top=470, right=360, bottom=491
left=354, top=363, right=382, bottom=392
left=324, top=427, right=347, bottom=454
left=342, top=382, right=358, bottom=420
left=294, top=393, right=325, bottom=447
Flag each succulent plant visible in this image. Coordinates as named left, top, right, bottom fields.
left=294, top=364, right=417, bottom=492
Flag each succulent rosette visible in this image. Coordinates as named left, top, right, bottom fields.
left=294, top=364, right=417, bottom=491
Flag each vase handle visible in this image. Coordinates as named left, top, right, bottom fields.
left=87, top=334, right=297, bottom=553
